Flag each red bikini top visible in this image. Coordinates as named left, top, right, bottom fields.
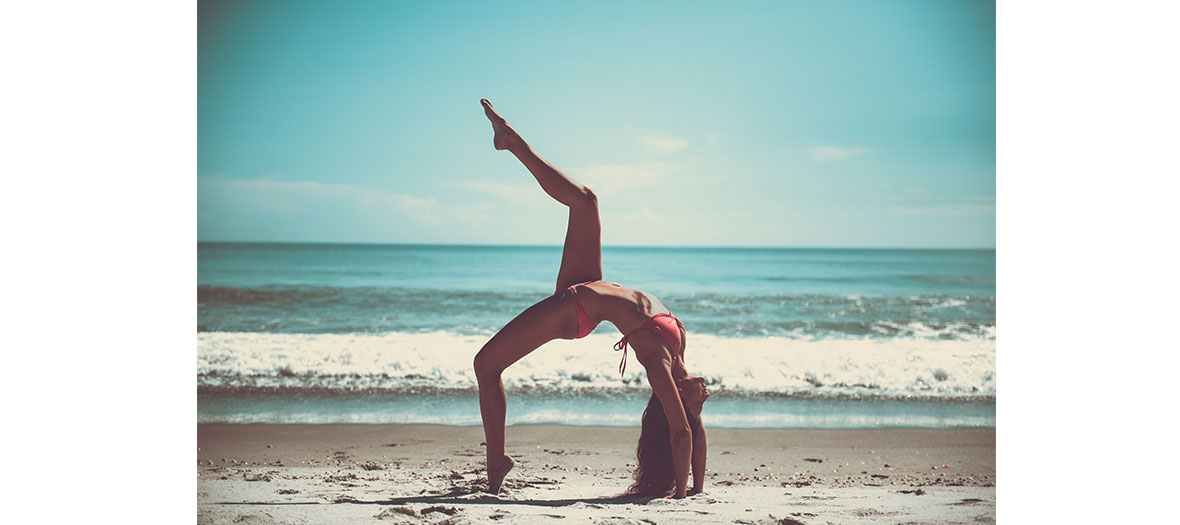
left=613, top=313, right=684, bottom=376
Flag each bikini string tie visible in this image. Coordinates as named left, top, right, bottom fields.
left=613, top=337, right=630, bottom=376
left=613, top=314, right=683, bottom=377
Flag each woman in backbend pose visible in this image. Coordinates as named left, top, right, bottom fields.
left=474, top=99, right=709, bottom=498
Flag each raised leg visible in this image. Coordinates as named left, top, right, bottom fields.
left=472, top=293, right=576, bottom=493
left=481, top=99, right=602, bottom=291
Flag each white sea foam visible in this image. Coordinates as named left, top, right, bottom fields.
left=198, top=330, right=995, bottom=399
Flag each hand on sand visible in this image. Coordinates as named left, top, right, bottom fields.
left=481, top=98, right=521, bottom=151
left=486, top=454, right=515, bottom=494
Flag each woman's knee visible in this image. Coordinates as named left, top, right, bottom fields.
left=571, top=185, right=597, bottom=209
left=473, top=347, right=503, bottom=378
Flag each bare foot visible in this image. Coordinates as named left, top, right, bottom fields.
left=480, top=98, right=521, bottom=151
left=486, top=454, right=515, bottom=494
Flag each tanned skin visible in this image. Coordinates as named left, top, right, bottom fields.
left=472, top=100, right=702, bottom=497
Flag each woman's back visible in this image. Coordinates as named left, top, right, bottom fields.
left=577, top=281, right=669, bottom=332
left=576, top=281, right=687, bottom=377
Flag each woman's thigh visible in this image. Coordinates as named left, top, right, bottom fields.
left=476, top=293, right=578, bottom=373
left=555, top=202, right=602, bottom=292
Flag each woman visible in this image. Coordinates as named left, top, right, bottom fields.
left=473, top=99, right=709, bottom=498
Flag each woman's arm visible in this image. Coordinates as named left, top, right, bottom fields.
left=639, top=353, right=692, bottom=498
left=690, top=424, right=707, bottom=495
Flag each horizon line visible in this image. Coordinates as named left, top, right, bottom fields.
left=196, top=240, right=996, bottom=250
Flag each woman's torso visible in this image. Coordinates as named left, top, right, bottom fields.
left=573, top=281, right=666, bottom=330
left=573, top=281, right=687, bottom=377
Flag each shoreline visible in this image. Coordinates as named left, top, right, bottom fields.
left=198, top=424, right=995, bottom=524
left=197, top=394, right=997, bottom=428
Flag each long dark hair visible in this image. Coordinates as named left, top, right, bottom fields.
left=626, top=393, right=702, bottom=497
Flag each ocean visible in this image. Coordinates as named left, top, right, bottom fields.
left=198, top=243, right=995, bottom=428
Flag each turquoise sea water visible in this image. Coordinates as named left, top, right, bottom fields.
left=198, top=243, right=996, bottom=428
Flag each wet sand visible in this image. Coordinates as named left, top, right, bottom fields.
left=197, top=424, right=995, bottom=524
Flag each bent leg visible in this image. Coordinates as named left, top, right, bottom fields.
left=556, top=197, right=601, bottom=290
left=482, top=99, right=592, bottom=207
left=513, top=146, right=601, bottom=290
left=473, top=293, right=576, bottom=492
left=481, top=100, right=602, bottom=290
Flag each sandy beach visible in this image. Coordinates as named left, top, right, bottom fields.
left=198, top=424, right=994, bottom=524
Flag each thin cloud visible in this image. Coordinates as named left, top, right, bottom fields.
left=874, top=189, right=995, bottom=216
left=887, top=198, right=995, bottom=217
left=199, top=176, right=445, bottom=223
left=459, top=181, right=544, bottom=205
left=602, top=208, right=687, bottom=246
left=639, top=134, right=688, bottom=153
left=572, top=162, right=675, bottom=194
left=628, top=128, right=688, bottom=153
left=808, top=146, right=869, bottom=161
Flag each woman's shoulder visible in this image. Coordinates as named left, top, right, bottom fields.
left=586, top=280, right=624, bottom=291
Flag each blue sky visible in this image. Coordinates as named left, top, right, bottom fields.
left=199, top=0, right=994, bottom=248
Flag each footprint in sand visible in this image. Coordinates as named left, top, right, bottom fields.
left=375, top=506, right=417, bottom=519
left=222, top=512, right=280, bottom=524
left=852, top=508, right=895, bottom=517
left=421, top=505, right=459, bottom=516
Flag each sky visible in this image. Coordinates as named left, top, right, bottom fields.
left=198, top=0, right=995, bottom=248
